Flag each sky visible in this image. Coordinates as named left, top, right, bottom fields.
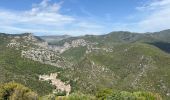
left=0, top=0, right=170, bottom=36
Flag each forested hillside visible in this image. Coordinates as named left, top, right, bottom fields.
left=0, top=30, right=170, bottom=99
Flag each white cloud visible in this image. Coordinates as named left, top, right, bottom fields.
left=1, top=0, right=169, bottom=35
left=108, top=0, right=170, bottom=33
left=0, top=0, right=74, bottom=26
left=0, top=0, right=104, bottom=36
left=135, top=0, right=170, bottom=32
left=137, top=0, right=170, bottom=10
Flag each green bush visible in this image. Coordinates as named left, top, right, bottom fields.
left=0, top=82, right=163, bottom=100
left=55, top=92, right=96, bottom=100
left=0, top=82, right=38, bottom=100
left=133, top=91, right=162, bottom=100
left=55, top=90, right=67, bottom=96
left=107, top=91, right=162, bottom=100
left=96, top=88, right=113, bottom=100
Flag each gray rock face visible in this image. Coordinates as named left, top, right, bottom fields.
left=86, top=45, right=113, bottom=54
left=6, top=34, right=112, bottom=69
left=7, top=39, right=21, bottom=48
left=7, top=33, right=48, bottom=48
left=6, top=33, right=71, bottom=68
left=21, top=48, right=69, bottom=68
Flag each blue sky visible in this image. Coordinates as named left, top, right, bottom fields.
left=0, top=0, right=170, bottom=36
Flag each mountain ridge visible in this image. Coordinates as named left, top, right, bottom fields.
left=0, top=29, right=170, bottom=99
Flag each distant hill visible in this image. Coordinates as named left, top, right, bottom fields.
left=40, top=35, right=71, bottom=44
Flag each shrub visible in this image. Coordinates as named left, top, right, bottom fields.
left=107, top=91, right=162, bottom=100
left=96, top=88, right=113, bottom=100
left=0, top=82, right=38, bottom=100
left=133, top=91, right=163, bottom=100
left=55, top=92, right=96, bottom=100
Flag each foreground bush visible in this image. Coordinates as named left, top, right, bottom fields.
left=0, top=82, right=38, bottom=100
left=0, top=82, right=163, bottom=100
left=55, top=92, right=96, bottom=100
left=96, top=88, right=113, bottom=100
left=107, top=91, right=162, bottom=100
left=94, top=88, right=163, bottom=100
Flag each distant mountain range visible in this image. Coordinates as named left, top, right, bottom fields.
left=40, top=35, right=71, bottom=44
left=0, top=29, right=170, bottom=99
